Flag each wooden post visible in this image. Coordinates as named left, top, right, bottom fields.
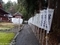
left=38, top=28, right=40, bottom=40
left=42, top=30, right=45, bottom=45
left=35, top=26, right=37, bottom=37
left=36, top=27, right=38, bottom=39
left=46, top=32, right=48, bottom=45
left=35, top=26, right=36, bottom=36
left=39, top=28, right=40, bottom=42
left=39, top=28, right=43, bottom=44
left=43, top=30, right=46, bottom=45
left=39, top=28, right=41, bottom=43
left=36, top=26, right=37, bottom=38
left=37, top=27, right=40, bottom=40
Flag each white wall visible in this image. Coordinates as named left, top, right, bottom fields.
left=11, top=18, right=23, bottom=24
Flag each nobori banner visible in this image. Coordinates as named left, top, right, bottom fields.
left=39, top=10, right=44, bottom=28
left=39, top=9, right=54, bottom=33
left=46, top=8, right=54, bottom=33
left=43, top=10, right=47, bottom=30
left=28, top=8, right=54, bottom=33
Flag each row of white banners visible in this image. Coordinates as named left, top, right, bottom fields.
left=28, top=8, right=54, bottom=33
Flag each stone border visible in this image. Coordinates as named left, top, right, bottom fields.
left=10, top=24, right=24, bottom=45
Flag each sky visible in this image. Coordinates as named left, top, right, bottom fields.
left=2, top=0, right=17, bottom=3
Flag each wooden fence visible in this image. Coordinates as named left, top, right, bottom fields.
left=28, top=0, right=60, bottom=45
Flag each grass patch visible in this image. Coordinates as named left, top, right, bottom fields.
left=0, top=32, right=15, bottom=45
left=0, top=27, right=10, bottom=30
left=0, top=23, right=15, bottom=30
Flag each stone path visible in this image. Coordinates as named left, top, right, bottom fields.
left=15, top=24, right=40, bottom=45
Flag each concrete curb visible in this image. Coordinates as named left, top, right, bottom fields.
left=10, top=32, right=19, bottom=45
left=10, top=24, right=24, bottom=45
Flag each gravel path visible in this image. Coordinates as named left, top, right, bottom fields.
left=15, top=24, right=40, bottom=45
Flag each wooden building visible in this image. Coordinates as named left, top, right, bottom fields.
left=0, top=8, right=9, bottom=22
left=13, top=12, right=23, bottom=18
left=0, top=0, right=9, bottom=22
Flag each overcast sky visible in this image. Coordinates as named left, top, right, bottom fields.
left=2, top=0, right=17, bottom=3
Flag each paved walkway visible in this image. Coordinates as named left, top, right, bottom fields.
left=15, top=24, right=40, bottom=45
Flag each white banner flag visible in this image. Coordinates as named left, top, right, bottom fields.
left=40, top=10, right=44, bottom=28
left=46, top=8, right=54, bottom=33
left=28, top=8, right=54, bottom=33
left=43, top=10, right=47, bottom=30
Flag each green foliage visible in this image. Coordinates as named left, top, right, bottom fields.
left=3, top=0, right=48, bottom=20
left=3, top=1, right=18, bottom=14
left=3, top=0, right=27, bottom=20
left=3, top=1, right=13, bottom=12
left=0, top=32, right=15, bottom=45
left=3, top=0, right=40, bottom=20
left=18, top=0, right=41, bottom=20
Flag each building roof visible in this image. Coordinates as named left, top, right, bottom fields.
left=13, top=12, right=22, bottom=16
left=0, top=8, right=9, bottom=15
left=7, top=14, right=13, bottom=17
left=0, top=0, right=9, bottom=15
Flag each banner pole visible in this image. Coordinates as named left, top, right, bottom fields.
left=42, top=30, right=45, bottom=45
left=40, top=28, right=42, bottom=44
left=46, top=31, right=48, bottom=45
